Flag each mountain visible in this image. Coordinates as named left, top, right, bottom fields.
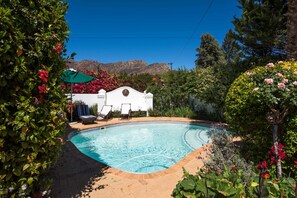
left=65, top=59, right=171, bottom=75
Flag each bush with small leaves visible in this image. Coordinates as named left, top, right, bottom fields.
left=0, top=1, right=69, bottom=196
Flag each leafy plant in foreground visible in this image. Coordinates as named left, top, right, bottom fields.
left=0, top=1, right=69, bottom=197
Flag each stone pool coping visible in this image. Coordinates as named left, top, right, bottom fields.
left=49, top=117, right=219, bottom=198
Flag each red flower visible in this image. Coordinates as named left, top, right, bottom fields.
left=261, top=173, right=270, bottom=179
left=39, top=94, right=43, bottom=103
left=294, top=160, right=297, bottom=168
left=38, top=84, right=47, bottom=94
left=256, top=161, right=267, bottom=170
left=38, top=70, right=49, bottom=82
left=269, top=144, right=286, bottom=164
left=53, top=43, right=63, bottom=54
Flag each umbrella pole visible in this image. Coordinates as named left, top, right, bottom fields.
left=71, top=83, right=73, bottom=122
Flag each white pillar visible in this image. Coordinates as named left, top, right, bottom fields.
left=97, top=89, right=106, bottom=114
left=145, top=92, right=153, bottom=116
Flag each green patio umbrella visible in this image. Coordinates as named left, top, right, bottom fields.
left=61, top=68, right=96, bottom=122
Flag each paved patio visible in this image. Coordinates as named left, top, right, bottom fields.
left=48, top=117, right=213, bottom=198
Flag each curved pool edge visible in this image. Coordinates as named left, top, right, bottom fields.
left=66, top=117, right=219, bottom=179
left=106, top=143, right=212, bottom=179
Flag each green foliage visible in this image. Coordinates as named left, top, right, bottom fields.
left=172, top=130, right=256, bottom=197
left=225, top=61, right=297, bottom=160
left=89, top=104, right=97, bottom=116
left=194, top=106, right=222, bottom=122
left=131, top=110, right=147, bottom=117
left=0, top=0, right=69, bottom=196
left=148, top=107, right=196, bottom=118
left=172, top=167, right=253, bottom=198
left=118, top=73, right=154, bottom=92
left=172, top=129, right=296, bottom=198
left=195, top=33, right=226, bottom=68
left=222, top=29, right=243, bottom=63
left=190, top=63, right=242, bottom=121
left=147, top=69, right=195, bottom=117
left=282, top=116, right=297, bottom=179
left=232, top=0, right=287, bottom=65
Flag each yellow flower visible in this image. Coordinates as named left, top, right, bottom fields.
left=251, top=182, right=258, bottom=187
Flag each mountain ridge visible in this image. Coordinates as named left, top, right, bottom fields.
left=66, top=59, right=171, bottom=75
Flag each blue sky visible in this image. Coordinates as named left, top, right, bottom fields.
left=65, top=0, right=241, bottom=70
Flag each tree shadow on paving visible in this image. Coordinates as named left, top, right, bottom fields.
left=48, top=127, right=110, bottom=198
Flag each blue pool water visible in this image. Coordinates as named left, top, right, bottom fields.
left=70, top=122, right=211, bottom=174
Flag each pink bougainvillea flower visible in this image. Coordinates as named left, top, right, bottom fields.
left=38, top=70, right=49, bottom=82
left=52, top=34, right=57, bottom=38
left=277, top=61, right=284, bottom=64
left=293, top=81, right=297, bottom=86
left=34, top=97, right=39, bottom=104
left=38, top=84, right=47, bottom=94
left=53, top=43, right=63, bottom=54
left=247, top=72, right=254, bottom=77
left=266, top=63, right=274, bottom=68
left=282, top=78, right=288, bottom=84
left=293, top=71, right=297, bottom=75
left=294, top=160, right=297, bottom=168
left=264, top=78, right=273, bottom=84
left=58, top=137, right=64, bottom=143
left=277, top=83, right=285, bottom=89
left=276, top=73, right=283, bottom=78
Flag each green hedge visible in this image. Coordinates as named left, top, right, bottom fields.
left=0, top=1, right=69, bottom=197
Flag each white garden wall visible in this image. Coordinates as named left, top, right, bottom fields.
left=69, top=86, right=154, bottom=116
left=69, top=93, right=98, bottom=107
left=98, top=86, right=153, bottom=116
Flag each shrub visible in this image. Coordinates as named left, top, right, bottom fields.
left=224, top=61, right=297, bottom=160
left=148, top=107, right=197, bottom=118
left=0, top=1, right=69, bottom=196
left=69, top=70, right=121, bottom=93
left=172, top=129, right=256, bottom=197
left=172, top=129, right=296, bottom=197
left=282, top=116, right=297, bottom=179
left=147, top=70, right=194, bottom=114
left=89, top=104, right=98, bottom=116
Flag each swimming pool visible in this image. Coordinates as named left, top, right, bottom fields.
left=69, top=122, right=211, bottom=174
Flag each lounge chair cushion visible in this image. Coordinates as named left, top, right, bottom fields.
left=98, top=105, right=112, bottom=119
left=121, top=103, right=131, bottom=119
left=76, top=104, right=97, bottom=124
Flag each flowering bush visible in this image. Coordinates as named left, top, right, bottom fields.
left=225, top=61, right=297, bottom=160
left=67, top=70, right=121, bottom=93
left=249, top=62, right=297, bottom=116
left=0, top=0, right=69, bottom=197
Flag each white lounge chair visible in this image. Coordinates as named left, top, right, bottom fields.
left=121, top=103, right=131, bottom=119
left=98, top=105, right=112, bottom=119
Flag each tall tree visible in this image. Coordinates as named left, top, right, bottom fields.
left=222, top=29, right=242, bottom=63
left=287, top=0, right=297, bottom=60
left=195, top=33, right=226, bottom=68
left=232, top=0, right=287, bottom=65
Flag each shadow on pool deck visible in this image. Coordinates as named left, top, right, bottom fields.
left=48, top=126, right=109, bottom=198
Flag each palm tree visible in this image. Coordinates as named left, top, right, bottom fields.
left=287, top=0, right=297, bottom=60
